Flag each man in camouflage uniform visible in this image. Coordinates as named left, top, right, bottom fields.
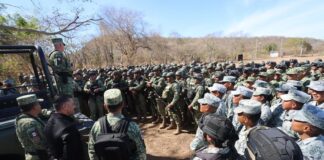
left=15, top=94, right=48, bottom=160
left=88, top=89, right=146, bottom=160
left=129, top=69, right=147, bottom=121
left=48, top=38, right=74, bottom=96
left=84, top=71, right=106, bottom=120
left=187, top=73, right=205, bottom=125
left=162, top=72, right=182, bottom=134
left=147, top=66, right=166, bottom=124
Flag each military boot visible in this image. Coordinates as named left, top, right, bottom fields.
left=159, top=117, right=167, bottom=129
left=166, top=121, right=176, bottom=130
left=173, top=124, right=182, bottom=135
left=152, top=116, right=161, bottom=124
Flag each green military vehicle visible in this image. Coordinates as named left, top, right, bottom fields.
left=0, top=45, right=93, bottom=160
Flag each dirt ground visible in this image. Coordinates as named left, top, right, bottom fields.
left=138, top=120, right=195, bottom=160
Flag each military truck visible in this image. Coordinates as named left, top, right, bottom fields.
left=0, top=45, right=93, bottom=160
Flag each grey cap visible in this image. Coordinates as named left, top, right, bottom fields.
left=220, top=76, right=236, bottom=83
left=293, top=104, right=324, bottom=130
left=253, top=87, right=271, bottom=96
left=234, top=99, right=262, bottom=114
left=252, top=80, right=269, bottom=88
left=208, top=83, right=227, bottom=94
left=280, top=89, right=311, bottom=103
left=307, top=80, right=324, bottom=91
left=16, top=94, right=43, bottom=106
left=286, top=80, right=302, bottom=88
left=198, top=93, right=221, bottom=108
left=232, top=86, right=254, bottom=98
left=275, top=83, right=297, bottom=92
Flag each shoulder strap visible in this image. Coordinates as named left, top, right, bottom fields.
left=99, top=116, right=112, bottom=133
left=99, top=116, right=131, bottom=134
left=112, top=118, right=131, bottom=134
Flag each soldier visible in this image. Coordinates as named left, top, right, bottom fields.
left=187, top=73, right=205, bottom=125
left=161, top=72, right=182, bottom=134
left=84, top=71, right=106, bottom=120
left=307, top=80, right=324, bottom=109
left=147, top=66, right=166, bottom=124
left=129, top=69, right=147, bottom=121
left=291, top=104, right=324, bottom=160
left=190, top=93, right=223, bottom=151
left=220, top=76, right=236, bottom=120
left=88, top=89, right=146, bottom=160
left=48, top=38, right=74, bottom=96
left=251, top=87, right=272, bottom=125
left=234, top=99, right=262, bottom=157
left=278, top=88, right=311, bottom=139
left=15, top=94, right=48, bottom=160
left=73, top=71, right=90, bottom=116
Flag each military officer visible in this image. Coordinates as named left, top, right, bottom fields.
left=48, top=38, right=74, bottom=96
left=15, top=94, right=48, bottom=160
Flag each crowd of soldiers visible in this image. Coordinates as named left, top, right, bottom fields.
left=2, top=38, right=324, bottom=159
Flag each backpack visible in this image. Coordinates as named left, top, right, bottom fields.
left=94, top=117, right=137, bottom=160
left=245, top=126, right=303, bottom=160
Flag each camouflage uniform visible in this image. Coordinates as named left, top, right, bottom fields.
left=297, top=135, right=324, bottom=159
left=16, top=114, right=48, bottom=160
left=84, top=79, right=106, bottom=120
left=162, top=81, right=182, bottom=126
left=88, top=113, right=146, bottom=160
left=189, top=83, right=205, bottom=124
left=15, top=95, right=47, bottom=160
left=48, top=38, right=74, bottom=96
left=278, top=110, right=299, bottom=139
left=151, top=75, right=167, bottom=117
left=129, top=76, right=147, bottom=120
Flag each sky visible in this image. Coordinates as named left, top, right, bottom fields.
left=2, top=0, right=324, bottom=40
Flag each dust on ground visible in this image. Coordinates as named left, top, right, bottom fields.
left=138, top=121, right=196, bottom=160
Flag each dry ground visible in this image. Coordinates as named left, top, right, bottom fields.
left=139, top=121, right=195, bottom=160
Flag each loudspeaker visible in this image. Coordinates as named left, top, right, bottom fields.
left=238, top=54, right=243, bottom=61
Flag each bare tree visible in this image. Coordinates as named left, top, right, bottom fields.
left=100, top=7, right=151, bottom=65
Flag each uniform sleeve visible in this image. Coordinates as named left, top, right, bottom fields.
left=88, top=122, right=101, bottom=160
left=98, top=80, right=106, bottom=92
left=131, top=79, right=146, bottom=91
left=128, top=122, right=146, bottom=160
left=170, top=83, right=180, bottom=106
left=190, top=127, right=207, bottom=151
left=260, top=104, right=272, bottom=125
left=190, top=86, right=204, bottom=107
left=25, top=121, right=47, bottom=150
left=152, top=78, right=166, bottom=91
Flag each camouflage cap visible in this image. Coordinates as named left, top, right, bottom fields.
left=253, top=87, right=271, bottom=96
left=198, top=93, right=221, bottom=108
left=220, top=76, right=236, bottom=83
left=286, top=80, right=302, bottom=88
left=275, top=83, right=297, bottom=92
left=166, top=72, right=175, bottom=77
left=258, top=72, right=269, bottom=77
left=280, top=88, right=311, bottom=103
left=307, top=80, right=324, bottom=91
left=208, top=83, right=227, bottom=93
left=51, top=38, right=65, bottom=45
left=286, top=68, right=299, bottom=75
left=234, top=99, right=261, bottom=115
left=252, top=80, right=269, bottom=88
left=266, top=69, right=276, bottom=75
left=245, top=76, right=256, bottom=83
left=104, top=89, right=123, bottom=105
left=16, top=94, right=43, bottom=106
left=232, top=86, right=254, bottom=98
left=293, top=104, right=324, bottom=130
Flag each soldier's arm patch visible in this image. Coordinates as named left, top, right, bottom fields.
left=27, top=127, right=41, bottom=144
